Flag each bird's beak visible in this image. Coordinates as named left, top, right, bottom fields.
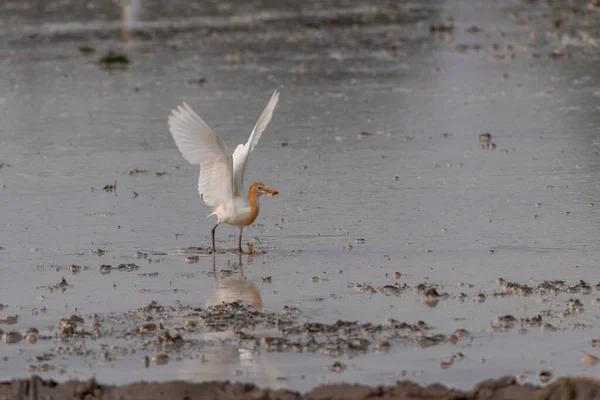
left=264, top=187, right=279, bottom=197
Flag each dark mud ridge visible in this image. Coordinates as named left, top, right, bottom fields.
left=3, top=375, right=600, bottom=400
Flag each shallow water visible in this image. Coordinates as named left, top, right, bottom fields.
left=2, top=0, right=600, bottom=393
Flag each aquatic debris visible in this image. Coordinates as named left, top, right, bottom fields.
left=466, top=25, right=482, bottom=33
left=478, top=132, right=492, bottom=143
left=416, top=334, right=447, bottom=348
left=490, top=314, right=545, bottom=332
left=348, top=282, right=408, bottom=295
left=413, top=283, right=449, bottom=307
left=139, top=301, right=166, bottom=314
left=102, top=181, right=117, bottom=192
left=186, top=78, right=207, bottom=87
left=98, top=51, right=130, bottom=69
left=455, top=44, right=482, bottom=53
left=98, top=265, right=112, bottom=274
left=492, top=315, right=518, bottom=329
left=57, top=315, right=86, bottom=339
left=37, top=278, right=70, bottom=292
left=502, top=282, right=533, bottom=296
left=91, top=248, right=106, bottom=256
left=138, top=272, right=159, bottom=277
left=447, top=329, right=470, bottom=343
left=329, top=361, right=346, bottom=373
left=98, top=263, right=140, bottom=274
left=430, top=24, right=454, bottom=33
left=357, top=132, right=373, bottom=140
left=184, top=256, right=199, bottom=264
left=536, top=280, right=591, bottom=294
left=57, top=315, right=84, bottom=327
left=78, top=45, right=95, bottom=55
left=565, top=298, right=584, bottom=315
left=129, top=168, right=148, bottom=176
left=133, top=191, right=139, bottom=199
left=68, top=264, right=86, bottom=274
left=0, top=163, right=10, bottom=169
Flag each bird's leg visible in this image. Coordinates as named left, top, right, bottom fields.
left=237, top=226, right=244, bottom=253
left=211, top=223, right=219, bottom=252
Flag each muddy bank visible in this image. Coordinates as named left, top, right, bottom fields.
left=3, top=375, right=600, bottom=400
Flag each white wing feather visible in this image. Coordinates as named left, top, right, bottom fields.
left=168, top=102, right=233, bottom=209
left=232, top=90, right=280, bottom=197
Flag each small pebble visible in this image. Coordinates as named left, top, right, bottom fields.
left=152, top=354, right=169, bottom=365
left=581, top=354, right=599, bottom=366
left=26, top=334, right=38, bottom=344
left=3, top=331, right=22, bottom=344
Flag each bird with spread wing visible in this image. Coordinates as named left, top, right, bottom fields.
left=168, top=91, right=280, bottom=253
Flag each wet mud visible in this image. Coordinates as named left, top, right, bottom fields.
left=4, top=375, right=600, bottom=399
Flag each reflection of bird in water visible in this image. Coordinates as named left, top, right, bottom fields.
left=168, top=91, right=280, bottom=253
left=206, top=255, right=262, bottom=308
left=178, top=256, right=283, bottom=388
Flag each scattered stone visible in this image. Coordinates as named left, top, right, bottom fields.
left=152, top=354, right=169, bottom=365
left=581, top=354, right=599, bottom=366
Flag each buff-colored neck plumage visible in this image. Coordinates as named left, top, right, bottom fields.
left=242, top=182, right=263, bottom=226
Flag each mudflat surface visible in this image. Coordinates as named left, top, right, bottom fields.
left=2, top=0, right=600, bottom=394
left=3, top=375, right=600, bottom=400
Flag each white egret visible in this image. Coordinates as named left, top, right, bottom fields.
left=168, top=91, right=280, bottom=252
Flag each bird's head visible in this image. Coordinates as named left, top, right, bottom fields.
left=250, top=182, right=279, bottom=197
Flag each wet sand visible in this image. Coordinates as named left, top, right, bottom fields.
left=2, top=0, right=600, bottom=395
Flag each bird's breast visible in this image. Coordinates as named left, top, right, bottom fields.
left=222, top=203, right=259, bottom=226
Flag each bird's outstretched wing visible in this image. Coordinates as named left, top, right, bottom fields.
left=168, top=102, right=233, bottom=209
left=232, top=90, right=280, bottom=197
